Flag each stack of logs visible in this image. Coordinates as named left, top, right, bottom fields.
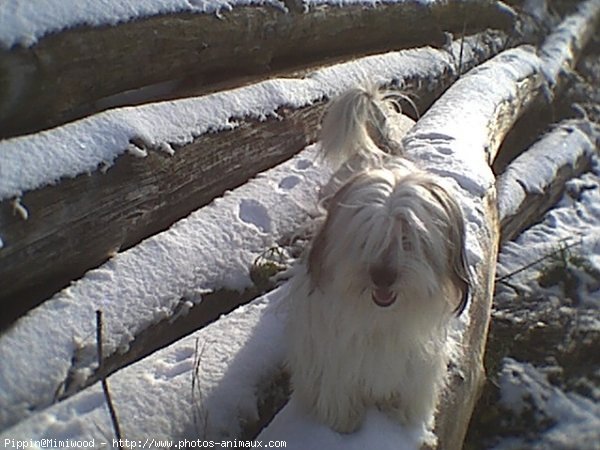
left=0, top=0, right=598, bottom=448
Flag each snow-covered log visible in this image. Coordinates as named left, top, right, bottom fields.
left=0, top=33, right=508, bottom=329
left=498, top=119, right=599, bottom=242
left=0, top=0, right=516, bottom=137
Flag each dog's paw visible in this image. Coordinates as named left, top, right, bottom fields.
left=327, top=410, right=364, bottom=434
left=377, top=392, right=433, bottom=429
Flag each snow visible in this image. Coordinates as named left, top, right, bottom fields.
left=259, top=398, right=434, bottom=450
left=0, top=0, right=284, bottom=49
left=497, top=155, right=600, bottom=306
left=489, top=146, right=600, bottom=448
left=497, top=119, right=599, bottom=220
left=0, top=0, right=456, bottom=49
left=403, top=46, right=542, bottom=198
left=303, top=0, right=432, bottom=6
left=0, top=79, right=320, bottom=200
left=0, top=35, right=500, bottom=202
left=494, top=358, right=600, bottom=450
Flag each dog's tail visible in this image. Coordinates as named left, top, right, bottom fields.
left=319, top=84, right=414, bottom=168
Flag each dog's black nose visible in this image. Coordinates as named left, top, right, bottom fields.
left=369, top=266, right=396, bottom=287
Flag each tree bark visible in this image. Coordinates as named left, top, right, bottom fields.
left=498, top=119, right=599, bottom=243
left=0, top=0, right=517, bottom=138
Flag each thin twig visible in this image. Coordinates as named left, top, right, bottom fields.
left=96, top=310, right=123, bottom=449
left=192, top=337, right=209, bottom=435
left=458, top=17, right=467, bottom=77
left=496, top=237, right=583, bottom=283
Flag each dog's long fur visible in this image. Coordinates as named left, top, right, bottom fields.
left=286, top=85, right=471, bottom=434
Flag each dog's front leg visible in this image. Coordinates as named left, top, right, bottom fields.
left=315, top=388, right=365, bottom=434
left=377, top=374, right=439, bottom=429
left=291, top=364, right=365, bottom=433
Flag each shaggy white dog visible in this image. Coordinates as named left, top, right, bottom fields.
left=286, top=85, right=471, bottom=434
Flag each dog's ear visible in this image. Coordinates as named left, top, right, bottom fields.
left=425, top=181, right=471, bottom=315
left=308, top=174, right=367, bottom=290
left=307, top=221, right=327, bottom=291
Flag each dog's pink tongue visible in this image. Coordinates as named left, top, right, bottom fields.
left=372, top=288, right=396, bottom=307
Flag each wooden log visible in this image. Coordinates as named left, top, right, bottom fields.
left=493, top=0, right=600, bottom=171
left=0, top=33, right=508, bottom=330
left=0, top=142, right=333, bottom=432
left=401, top=52, right=537, bottom=450
left=498, top=119, right=599, bottom=243
left=0, top=0, right=517, bottom=138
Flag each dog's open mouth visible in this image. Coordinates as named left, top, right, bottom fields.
left=372, top=288, right=397, bottom=307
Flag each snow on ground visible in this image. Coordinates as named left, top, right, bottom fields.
left=497, top=157, right=600, bottom=303
left=488, top=151, right=600, bottom=449
left=0, top=34, right=498, bottom=201
left=493, top=358, right=600, bottom=450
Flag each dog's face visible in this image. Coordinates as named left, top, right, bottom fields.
left=308, top=167, right=470, bottom=315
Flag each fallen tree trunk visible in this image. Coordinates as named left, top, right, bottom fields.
left=0, top=32, right=507, bottom=330
left=493, top=0, right=600, bottom=171
left=498, top=119, right=599, bottom=243
left=0, top=0, right=517, bottom=138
